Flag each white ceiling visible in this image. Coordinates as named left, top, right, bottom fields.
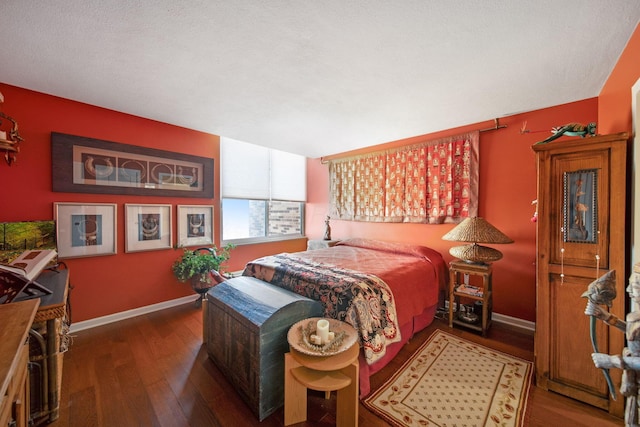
left=1, top=1, right=639, bottom=158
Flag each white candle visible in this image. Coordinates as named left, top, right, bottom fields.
left=316, top=319, right=329, bottom=343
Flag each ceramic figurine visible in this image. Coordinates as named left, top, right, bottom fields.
left=323, top=216, right=331, bottom=240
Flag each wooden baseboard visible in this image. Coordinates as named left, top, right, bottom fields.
left=441, top=302, right=535, bottom=334
left=71, top=295, right=536, bottom=336
left=492, top=312, right=535, bottom=334
left=69, top=294, right=199, bottom=333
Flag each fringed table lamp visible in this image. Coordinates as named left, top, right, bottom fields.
left=442, top=217, right=513, bottom=264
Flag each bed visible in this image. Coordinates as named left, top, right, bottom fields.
left=241, top=238, right=448, bottom=396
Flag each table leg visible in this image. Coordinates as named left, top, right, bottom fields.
left=336, top=360, right=359, bottom=427
left=47, top=318, right=59, bottom=421
left=202, top=295, right=208, bottom=344
left=284, top=353, right=307, bottom=425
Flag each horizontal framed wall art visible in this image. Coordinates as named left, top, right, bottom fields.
left=177, top=205, right=214, bottom=247
left=51, top=132, right=214, bottom=198
left=125, top=204, right=172, bottom=253
left=54, top=202, right=117, bottom=258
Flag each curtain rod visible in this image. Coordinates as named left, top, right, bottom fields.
left=320, top=119, right=506, bottom=164
left=479, top=118, right=507, bottom=133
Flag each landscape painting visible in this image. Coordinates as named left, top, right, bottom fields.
left=0, top=220, right=56, bottom=263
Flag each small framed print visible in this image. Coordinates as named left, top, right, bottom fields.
left=125, top=204, right=172, bottom=253
left=54, top=202, right=117, bottom=259
left=177, top=205, right=213, bottom=247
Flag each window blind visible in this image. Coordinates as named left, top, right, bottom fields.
left=221, top=137, right=306, bottom=202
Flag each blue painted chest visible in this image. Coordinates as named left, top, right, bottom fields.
left=205, top=276, right=323, bottom=421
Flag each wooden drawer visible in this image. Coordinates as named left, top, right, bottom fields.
left=1, top=344, right=30, bottom=426
left=0, top=393, right=10, bottom=427
left=0, top=300, right=39, bottom=427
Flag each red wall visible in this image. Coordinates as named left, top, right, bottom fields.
left=0, top=83, right=306, bottom=322
left=306, top=100, right=598, bottom=322
left=598, top=23, right=640, bottom=134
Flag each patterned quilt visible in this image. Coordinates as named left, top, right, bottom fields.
left=243, top=254, right=401, bottom=365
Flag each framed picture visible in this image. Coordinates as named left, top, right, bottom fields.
left=54, top=202, right=117, bottom=258
left=125, top=204, right=173, bottom=253
left=177, top=205, right=214, bottom=247
left=51, top=132, right=214, bottom=198
left=563, top=169, right=598, bottom=243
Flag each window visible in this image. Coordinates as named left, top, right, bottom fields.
left=221, top=137, right=306, bottom=244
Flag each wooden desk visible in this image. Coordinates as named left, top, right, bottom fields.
left=0, top=299, right=39, bottom=427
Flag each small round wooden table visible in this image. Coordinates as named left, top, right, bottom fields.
left=284, top=325, right=359, bottom=427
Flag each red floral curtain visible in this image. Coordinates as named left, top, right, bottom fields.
left=354, top=153, right=386, bottom=221
left=329, top=131, right=478, bottom=224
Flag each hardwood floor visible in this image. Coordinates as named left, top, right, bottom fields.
left=50, top=303, right=623, bottom=426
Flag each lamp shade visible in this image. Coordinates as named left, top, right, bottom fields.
left=442, top=217, right=513, bottom=263
left=442, top=217, right=513, bottom=244
left=448, top=243, right=505, bottom=263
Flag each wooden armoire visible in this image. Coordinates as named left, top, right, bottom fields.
left=532, top=132, right=628, bottom=418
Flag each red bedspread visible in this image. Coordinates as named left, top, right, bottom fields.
left=242, top=238, right=447, bottom=366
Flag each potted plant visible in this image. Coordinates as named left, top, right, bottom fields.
left=172, top=244, right=235, bottom=303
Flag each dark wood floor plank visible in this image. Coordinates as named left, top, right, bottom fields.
left=146, top=377, right=192, bottom=427
left=66, top=386, right=99, bottom=427
left=50, top=302, right=624, bottom=427
left=123, top=322, right=167, bottom=387
left=92, top=352, right=142, bottom=426
left=115, top=360, right=162, bottom=426
left=187, top=349, right=263, bottom=427
left=62, top=345, right=96, bottom=396
left=168, top=365, right=222, bottom=427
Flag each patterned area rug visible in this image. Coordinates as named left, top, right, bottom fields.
left=364, top=330, right=532, bottom=427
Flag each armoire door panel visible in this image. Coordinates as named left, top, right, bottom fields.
left=549, top=273, right=609, bottom=397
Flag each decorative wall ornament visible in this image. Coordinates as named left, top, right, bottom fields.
left=328, top=131, right=479, bottom=224
left=0, top=90, right=24, bottom=165
left=534, top=122, right=597, bottom=144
